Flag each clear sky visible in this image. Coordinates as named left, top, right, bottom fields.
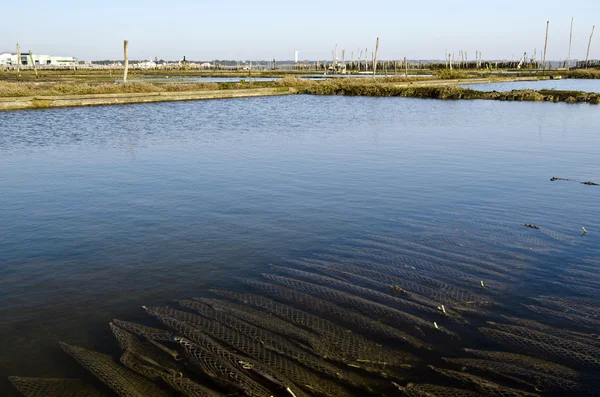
left=1, top=1, right=598, bottom=61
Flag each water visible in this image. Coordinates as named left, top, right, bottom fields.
left=462, top=78, right=600, bottom=92
left=1, top=96, right=599, bottom=396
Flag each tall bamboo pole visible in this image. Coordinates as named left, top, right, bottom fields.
left=585, top=25, right=595, bottom=68
left=542, top=21, right=549, bottom=72
left=567, top=17, right=574, bottom=68
left=123, top=40, right=129, bottom=83
left=373, top=37, right=380, bottom=76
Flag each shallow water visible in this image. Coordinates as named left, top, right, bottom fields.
left=1, top=96, right=599, bottom=396
left=462, top=78, right=600, bottom=92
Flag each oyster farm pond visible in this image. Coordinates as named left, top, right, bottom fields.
left=1, top=95, right=599, bottom=396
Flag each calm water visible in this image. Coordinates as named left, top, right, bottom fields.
left=462, top=78, right=600, bottom=92
left=1, top=96, right=599, bottom=395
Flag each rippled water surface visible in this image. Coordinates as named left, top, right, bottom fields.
left=462, top=78, right=600, bottom=92
left=1, top=96, right=599, bottom=396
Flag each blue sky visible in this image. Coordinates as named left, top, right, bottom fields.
left=1, top=1, right=598, bottom=61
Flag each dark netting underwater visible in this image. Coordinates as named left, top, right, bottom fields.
left=7, top=219, right=600, bottom=396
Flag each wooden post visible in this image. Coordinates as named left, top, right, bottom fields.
left=371, top=52, right=374, bottom=73
left=567, top=17, right=574, bottom=68
left=334, top=43, right=338, bottom=65
left=373, top=37, right=380, bottom=76
left=542, top=21, right=549, bottom=73
left=29, top=50, right=38, bottom=78
left=404, top=56, right=408, bottom=77
left=365, top=48, right=368, bottom=71
left=585, top=25, right=595, bottom=68
left=123, top=40, right=129, bottom=83
left=16, top=43, right=21, bottom=73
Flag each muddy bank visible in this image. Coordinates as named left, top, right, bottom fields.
left=0, top=87, right=295, bottom=111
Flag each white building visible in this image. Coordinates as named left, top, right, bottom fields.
left=0, top=52, right=77, bottom=67
left=0, top=52, right=14, bottom=66
left=135, top=60, right=157, bottom=69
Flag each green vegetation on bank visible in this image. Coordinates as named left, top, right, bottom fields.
left=278, top=76, right=599, bottom=104
left=304, top=84, right=599, bottom=104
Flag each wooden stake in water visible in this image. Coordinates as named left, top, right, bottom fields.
left=567, top=17, right=574, bottom=68
left=123, top=40, right=129, bottom=84
left=542, top=21, right=549, bottom=73
left=373, top=37, right=380, bottom=76
left=585, top=25, right=595, bottom=69
left=404, top=56, right=408, bottom=77
left=29, top=50, right=38, bottom=78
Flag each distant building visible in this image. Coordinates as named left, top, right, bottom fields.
left=0, top=52, right=77, bottom=67
left=135, top=60, right=157, bottom=69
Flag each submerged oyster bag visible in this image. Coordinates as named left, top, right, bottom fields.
left=9, top=230, right=600, bottom=397
left=8, top=377, right=105, bottom=397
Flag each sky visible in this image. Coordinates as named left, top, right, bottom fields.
left=1, top=1, right=599, bottom=61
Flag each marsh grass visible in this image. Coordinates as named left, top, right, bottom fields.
left=569, top=68, right=600, bottom=79
left=293, top=78, right=600, bottom=104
